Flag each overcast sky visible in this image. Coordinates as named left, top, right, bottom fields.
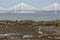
left=0, top=0, right=59, bottom=8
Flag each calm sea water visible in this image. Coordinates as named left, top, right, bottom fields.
left=0, top=11, right=60, bottom=21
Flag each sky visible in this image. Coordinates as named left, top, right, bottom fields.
left=0, top=0, right=60, bottom=8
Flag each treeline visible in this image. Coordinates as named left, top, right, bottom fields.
left=0, top=20, right=60, bottom=26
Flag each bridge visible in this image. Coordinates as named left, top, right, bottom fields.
left=6, top=3, right=60, bottom=13
left=0, top=3, right=60, bottom=13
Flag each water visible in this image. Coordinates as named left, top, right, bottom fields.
left=0, top=11, right=60, bottom=21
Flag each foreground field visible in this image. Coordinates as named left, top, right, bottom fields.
left=0, top=20, right=60, bottom=40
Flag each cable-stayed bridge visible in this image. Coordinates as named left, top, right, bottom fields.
left=7, top=2, right=40, bottom=13
left=0, top=3, right=60, bottom=13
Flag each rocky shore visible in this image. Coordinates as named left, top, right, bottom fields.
left=0, top=20, right=59, bottom=40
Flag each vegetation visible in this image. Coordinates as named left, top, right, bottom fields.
left=0, top=20, right=60, bottom=26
